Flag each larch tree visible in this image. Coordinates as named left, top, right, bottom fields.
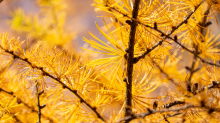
left=0, top=0, right=220, bottom=122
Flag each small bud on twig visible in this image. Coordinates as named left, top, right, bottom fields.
left=174, top=35, right=178, bottom=42
left=126, top=20, right=132, bottom=25
left=125, top=48, right=129, bottom=53
left=208, top=108, right=215, bottom=114
left=133, top=58, right=139, bottom=64
left=38, top=90, right=44, bottom=96
left=185, top=66, right=191, bottom=71
left=147, top=108, right=153, bottom=114
left=40, top=104, right=46, bottom=109
left=205, top=21, right=212, bottom=27
left=212, top=81, right=218, bottom=87
left=187, top=85, right=191, bottom=92
left=154, top=22, right=157, bottom=30
left=193, top=83, right=198, bottom=92
left=172, top=26, right=176, bottom=30
left=153, top=101, right=158, bottom=110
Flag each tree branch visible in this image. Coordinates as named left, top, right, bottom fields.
left=151, top=59, right=180, bottom=87
left=12, top=114, right=22, bottom=123
left=118, top=103, right=220, bottom=122
left=193, top=81, right=220, bottom=95
left=163, top=114, right=171, bottom=123
left=125, top=0, right=141, bottom=119
left=158, top=112, right=182, bottom=122
left=108, top=1, right=220, bottom=68
left=36, top=82, right=46, bottom=123
left=186, top=4, right=211, bottom=92
left=108, top=1, right=205, bottom=64
left=133, top=1, right=205, bottom=63
left=117, top=104, right=197, bottom=122
left=160, top=101, right=185, bottom=109
left=172, top=36, right=220, bottom=67
left=0, top=46, right=105, bottom=122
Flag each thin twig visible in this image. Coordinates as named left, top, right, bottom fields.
left=172, top=37, right=220, bottom=67
left=151, top=60, right=179, bottom=87
left=12, top=114, right=22, bottom=123
left=158, top=112, right=182, bottom=122
left=36, top=82, right=41, bottom=123
left=117, top=104, right=197, bottom=122
left=133, top=1, right=205, bottom=63
left=153, top=59, right=219, bottom=90
left=200, top=5, right=211, bottom=37
left=108, top=6, right=173, bottom=41
left=193, top=81, right=220, bottom=95
left=0, top=46, right=105, bottom=122
left=0, top=87, right=55, bottom=123
left=109, top=1, right=220, bottom=68
left=108, top=1, right=205, bottom=64
left=36, top=82, right=45, bottom=123
left=118, top=104, right=220, bottom=122
left=0, top=88, right=13, bottom=95
left=125, top=0, right=141, bottom=119
left=152, top=59, right=187, bottom=108
left=157, top=81, right=220, bottom=110
left=105, top=2, right=124, bottom=26
left=163, top=114, right=170, bottom=123
left=186, top=4, right=211, bottom=92
left=160, top=101, right=185, bottom=109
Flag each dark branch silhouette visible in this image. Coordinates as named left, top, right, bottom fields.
left=36, top=82, right=46, bottom=123
left=125, top=0, right=141, bottom=119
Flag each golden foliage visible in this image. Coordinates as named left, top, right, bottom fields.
left=0, top=0, right=220, bottom=122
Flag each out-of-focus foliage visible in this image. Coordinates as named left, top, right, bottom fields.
left=9, top=0, right=74, bottom=47
left=0, top=0, right=220, bottom=122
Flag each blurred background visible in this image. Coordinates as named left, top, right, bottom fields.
left=0, top=0, right=108, bottom=53
left=0, top=0, right=220, bottom=51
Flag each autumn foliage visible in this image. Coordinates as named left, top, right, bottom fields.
left=1, top=0, right=220, bottom=122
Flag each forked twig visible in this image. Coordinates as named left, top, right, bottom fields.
left=0, top=87, right=55, bottom=123
left=36, top=82, right=46, bottom=123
